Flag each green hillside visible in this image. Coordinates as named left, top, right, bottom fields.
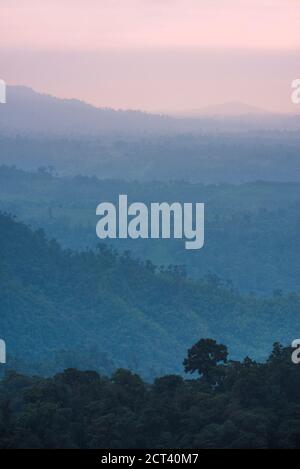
left=0, top=212, right=299, bottom=378
left=0, top=166, right=299, bottom=294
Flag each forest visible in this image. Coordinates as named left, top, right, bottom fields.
left=1, top=131, right=300, bottom=183
left=0, top=165, right=299, bottom=294
left=0, top=162, right=299, bottom=447
left=1, top=1, right=300, bottom=451
left=0, top=339, right=300, bottom=449
left=0, top=211, right=299, bottom=380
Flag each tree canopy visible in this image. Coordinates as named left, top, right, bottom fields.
left=0, top=340, right=299, bottom=449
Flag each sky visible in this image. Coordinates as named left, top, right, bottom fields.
left=1, top=0, right=300, bottom=112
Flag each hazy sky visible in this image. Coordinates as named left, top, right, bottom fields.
left=1, top=0, right=300, bottom=112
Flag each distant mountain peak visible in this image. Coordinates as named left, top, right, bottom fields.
left=177, top=102, right=270, bottom=117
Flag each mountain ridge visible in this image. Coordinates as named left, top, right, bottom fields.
left=1, top=85, right=299, bottom=136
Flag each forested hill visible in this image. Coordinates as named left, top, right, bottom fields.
left=0, top=213, right=299, bottom=378
left=1, top=342, right=300, bottom=448
left=0, top=166, right=299, bottom=294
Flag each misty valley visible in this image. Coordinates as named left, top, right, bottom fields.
left=0, top=84, right=299, bottom=450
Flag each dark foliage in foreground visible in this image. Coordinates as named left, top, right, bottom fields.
left=0, top=341, right=300, bottom=449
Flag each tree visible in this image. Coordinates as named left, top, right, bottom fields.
left=183, top=339, right=228, bottom=381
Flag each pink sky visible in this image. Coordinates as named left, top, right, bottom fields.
left=1, top=0, right=300, bottom=112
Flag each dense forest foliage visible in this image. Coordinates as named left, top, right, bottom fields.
left=0, top=166, right=299, bottom=294
left=0, top=212, right=299, bottom=378
left=0, top=340, right=300, bottom=449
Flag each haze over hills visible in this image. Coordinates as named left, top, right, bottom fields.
left=0, top=166, right=299, bottom=295
left=0, top=85, right=173, bottom=136
left=1, top=85, right=300, bottom=137
left=0, top=85, right=299, bottom=183
left=175, top=101, right=271, bottom=117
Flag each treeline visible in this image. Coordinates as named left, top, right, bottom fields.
left=0, top=340, right=300, bottom=449
left=1, top=130, right=300, bottom=182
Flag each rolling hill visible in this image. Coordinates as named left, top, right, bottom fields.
left=0, top=212, right=299, bottom=378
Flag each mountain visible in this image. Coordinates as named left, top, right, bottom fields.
left=0, top=212, right=299, bottom=378
left=0, top=86, right=174, bottom=136
left=1, top=86, right=300, bottom=137
left=178, top=101, right=270, bottom=117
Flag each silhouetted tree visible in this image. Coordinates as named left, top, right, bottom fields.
left=183, top=338, right=228, bottom=381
